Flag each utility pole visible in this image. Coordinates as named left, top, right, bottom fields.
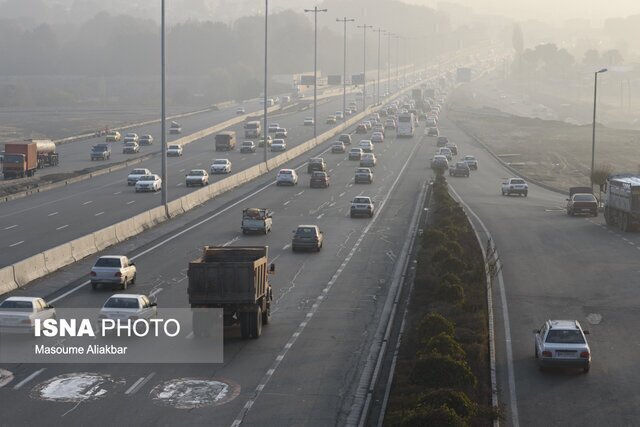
left=373, top=28, right=385, bottom=105
left=591, top=68, right=608, bottom=189
left=337, top=17, right=355, bottom=125
left=357, top=24, right=373, bottom=111
left=160, top=0, right=168, bottom=216
left=304, top=6, right=328, bottom=138
left=395, top=35, right=400, bottom=91
left=386, top=32, right=393, bottom=96
left=263, top=0, right=269, bottom=163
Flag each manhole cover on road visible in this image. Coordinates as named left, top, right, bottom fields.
left=0, top=369, right=14, bottom=388
left=150, top=378, right=240, bottom=409
left=586, top=313, right=603, bottom=325
left=30, top=373, right=125, bottom=402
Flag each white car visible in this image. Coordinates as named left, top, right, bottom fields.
left=167, top=144, right=183, bottom=156
left=350, top=196, right=375, bottom=217
left=371, top=132, right=384, bottom=143
left=335, top=111, right=344, bottom=119
left=0, top=297, right=56, bottom=334
left=276, top=169, right=298, bottom=186
left=99, top=294, right=157, bottom=328
left=236, top=107, right=246, bottom=115
left=268, top=123, right=280, bottom=133
left=462, top=155, right=478, bottom=170
left=139, top=134, right=154, bottom=145
left=534, top=320, right=591, bottom=373
left=274, top=128, right=288, bottom=138
left=122, top=141, right=140, bottom=154
left=135, top=174, right=162, bottom=192
left=358, top=140, right=374, bottom=153
left=127, top=168, right=152, bottom=186
left=502, top=178, right=528, bottom=197
left=90, top=255, right=137, bottom=290
left=271, top=139, right=287, bottom=152
left=360, top=153, right=377, bottom=167
left=210, top=159, right=232, bottom=174
left=186, top=169, right=209, bottom=187
left=123, top=133, right=139, bottom=143
left=304, top=117, right=314, bottom=126
left=437, top=147, right=452, bottom=161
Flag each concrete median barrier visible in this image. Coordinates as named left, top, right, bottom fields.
left=93, top=226, right=119, bottom=251
left=0, top=266, right=17, bottom=295
left=13, top=254, right=48, bottom=287
left=167, top=198, right=185, bottom=218
left=70, top=234, right=98, bottom=262
left=148, top=206, right=168, bottom=226
left=114, top=217, right=142, bottom=242
left=43, top=243, right=75, bottom=272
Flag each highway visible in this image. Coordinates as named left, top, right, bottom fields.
left=0, top=115, right=432, bottom=425
left=0, top=94, right=359, bottom=266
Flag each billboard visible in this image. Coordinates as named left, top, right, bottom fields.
left=328, top=75, right=342, bottom=85
left=300, top=75, right=316, bottom=85
left=351, top=73, right=365, bottom=85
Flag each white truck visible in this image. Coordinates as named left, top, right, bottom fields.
left=241, top=208, right=273, bottom=234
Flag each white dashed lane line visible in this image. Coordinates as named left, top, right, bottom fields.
left=125, top=372, right=156, bottom=395
left=113, top=191, right=122, bottom=195
left=95, top=212, right=104, bottom=217
left=13, top=368, right=46, bottom=390
left=126, top=200, right=135, bottom=205
left=82, top=201, right=93, bottom=205
left=47, top=212, right=58, bottom=217
left=9, top=241, right=24, bottom=247
left=3, top=225, right=17, bottom=230
left=56, top=225, right=68, bottom=230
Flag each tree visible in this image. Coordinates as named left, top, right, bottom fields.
left=583, top=49, right=601, bottom=67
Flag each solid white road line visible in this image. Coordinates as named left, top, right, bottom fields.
left=13, top=368, right=45, bottom=390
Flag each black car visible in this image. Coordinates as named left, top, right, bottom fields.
left=292, top=225, right=324, bottom=252
left=338, top=134, right=352, bottom=145
left=436, top=136, right=449, bottom=147
left=566, top=193, right=598, bottom=217
left=449, top=161, right=470, bottom=177
left=307, top=158, right=327, bottom=174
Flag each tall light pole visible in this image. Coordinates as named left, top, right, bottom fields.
left=374, top=28, right=385, bottom=105
left=337, top=17, right=355, bottom=125
left=357, top=24, right=373, bottom=111
left=591, top=68, right=608, bottom=188
left=394, top=35, right=400, bottom=91
left=263, top=0, right=269, bottom=163
left=386, top=32, right=393, bottom=96
left=304, top=6, right=327, bottom=138
left=160, top=0, right=168, bottom=215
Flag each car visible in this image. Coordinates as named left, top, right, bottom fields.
left=271, top=139, right=287, bottom=151
left=236, top=107, right=246, bottom=115
left=304, top=117, right=314, bottom=126
left=167, top=144, right=183, bottom=156
left=449, top=161, right=470, bottom=177
left=534, top=320, right=591, bottom=373
left=186, top=169, right=209, bottom=186
left=258, top=135, right=272, bottom=147
left=354, top=167, right=373, bottom=184
left=438, top=147, right=453, bottom=161
left=338, top=134, right=352, bottom=145
left=350, top=196, right=375, bottom=218
left=275, top=128, right=288, bottom=139
left=326, top=115, right=337, bottom=124
left=332, top=141, right=346, bottom=153
left=139, top=134, right=154, bottom=145
left=135, top=174, right=162, bottom=192
left=240, top=141, right=257, bottom=153
left=430, top=155, right=449, bottom=170
left=276, top=169, right=298, bottom=186
left=292, top=224, right=324, bottom=252
left=106, top=131, right=122, bottom=142
left=371, top=132, right=384, bottom=143
left=436, top=136, right=449, bottom=147
left=0, top=297, right=56, bottom=334
left=502, top=178, right=528, bottom=197
left=169, top=121, right=182, bottom=134
left=445, top=142, right=458, bottom=155
left=91, top=143, right=111, bottom=160
left=123, top=133, right=139, bottom=144
left=385, top=119, right=396, bottom=129
left=359, top=140, right=374, bottom=153
left=90, top=255, right=137, bottom=290
left=310, top=171, right=330, bottom=188
left=127, top=168, right=152, bottom=186
left=345, top=108, right=353, bottom=116
left=241, top=208, right=273, bottom=234
left=307, top=158, right=327, bottom=173
left=462, top=155, right=478, bottom=170
left=362, top=121, right=372, bottom=130
left=122, top=141, right=140, bottom=154
left=335, top=111, right=344, bottom=119
left=268, top=123, right=280, bottom=133
left=373, top=125, right=385, bottom=135
left=356, top=124, right=368, bottom=134
left=426, top=117, right=437, bottom=127
left=566, top=193, right=598, bottom=217
left=360, top=153, right=377, bottom=167
left=426, top=127, right=439, bottom=137
left=349, top=148, right=363, bottom=161
left=99, top=294, right=157, bottom=329
left=210, top=159, right=232, bottom=174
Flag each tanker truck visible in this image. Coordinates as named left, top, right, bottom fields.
left=27, top=139, right=59, bottom=168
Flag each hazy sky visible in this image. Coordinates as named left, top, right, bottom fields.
left=405, top=0, right=640, bottom=24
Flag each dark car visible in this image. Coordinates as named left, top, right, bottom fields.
left=436, top=136, right=449, bottom=147
left=310, top=171, right=330, bottom=188
left=292, top=225, right=324, bottom=252
left=566, top=193, right=598, bottom=217
left=449, top=161, right=470, bottom=177
left=307, top=158, right=327, bottom=173
left=356, top=124, right=368, bottom=134
left=338, top=134, right=352, bottom=145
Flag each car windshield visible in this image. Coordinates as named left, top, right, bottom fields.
left=456, top=163, right=467, bottom=168
left=189, top=170, right=204, bottom=176
left=104, top=298, right=139, bottom=309
left=296, top=227, right=316, bottom=236
left=131, top=170, right=146, bottom=175
left=356, top=168, right=370, bottom=173
left=351, top=149, right=362, bottom=153
left=511, top=179, right=525, bottom=184
left=279, top=170, right=292, bottom=175
left=545, top=329, right=586, bottom=344
left=95, top=258, right=122, bottom=268
left=169, top=145, right=180, bottom=150
left=313, top=172, right=327, bottom=177
left=213, top=160, right=228, bottom=164
left=0, top=300, right=33, bottom=310
left=139, top=176, right=156, bottom=181
left=464, top=156, right=475, bottom=160
left=140, top=135, right=150, bottom=139
left=574, top=194, right=596, bottom=201
left=353, top=197, right=370, bottom=204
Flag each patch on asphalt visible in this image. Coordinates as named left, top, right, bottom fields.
left=150, top=377, right=240, bottom=409
left=0, top=369, right=14, bottom=388
left=30, top=373, right=125, bottom=402
left=586, top=313, right=602, bottom=325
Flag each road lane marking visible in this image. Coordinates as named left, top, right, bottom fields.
left=179, top=169, right=185, bottom=172
left=9, top=240, right=24, bottom=247
left=95, top=212, right=104, bottom=217
left=82, top=201, right=93, bottom=205
left=317, top=213, right=324, bottom=219
left=48, top=212, right=58, bottom=216
left=283, top=201, right=291, bottom=206
left=176, top=183, right=183, bottom=187
left=125, top=372, right=156, bottom=395
left=56, top=225, right=69, bottom=230
left=295, top=191, right=304, bottom=196
left=113, top=191, right=122, bottom=195
left=282, top=244, right=291, bottom=250
left=339, top=192, right=346, bottom=197
left=13, top=368, right=45, bottom=390
left=126, top=200, right=135, bottom=205
left=223, top=237, right=239, bottom=247
left=3, top=225, right=17, bottom=230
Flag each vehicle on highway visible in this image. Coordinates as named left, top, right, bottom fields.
left=385, top=119, right=396, bottom=130
left=0, top=152, right=4, bottom=163
left=502, top=178, right=528, bottom=197
left=310, top=171, right=330, bottom=188
left=335, top=111, right=344, bottom=119
left=436, top=136, right=449, bottom=147
left=566, top=192, right=598, bottom=217
left=437, top=147, right=453, bottom=161
left=169, top=121, right=182, bottom=134
left=274, top=129, right=288, bottom=139
left=215, top=131, right=236, bottom=151
left=258, top=135, right=272, bottom=147
left=188, top=246, right=274, bottom=339
left=99, top=294, right=157, bottom=328
left=241, top=208, right=273, bottom=234
left=122, top=141, right=140, bottom=154
left=371, top=132, right=384, bottom=143
left=426, top=117, right=438, bottom=127
left=0, top=297, right=56, bottom=334
left=326, top=115, right=337, bottom=124
left=331, top=142, right=346, bottom=153
left=127, top=168, right=152, bottom=186
left=292, top=225, right=324, bottom=252
left=139, top=134, right=154, bottom=145
left=462, top=155, right=478, bottom=170
left=354, top=167, right=373, bottom=184
left=123, top=133, right=139, bottom=143
left=396, top=112, right=415, bottom=137
left=135, top=174, right=162, bottom=192
left=338, top=134, right=352, bottom=145
left=167, top=144, right=183, bottom=156
left=449, top=161, right=470, bottom=177
left=350, top=196, right=375, bottom=218
left=430, top=155, right=449, bottom=171
left=373, top=125, right=385, bottom=135
left=349, top=147, right=363, bottom=161
left=240, top=141, right=256, bottom=153
left=363, top=121, right=372, bottom=130
left=307, top=158, right=327, bottom=173
left=304, top=117, right=314, bottom=126
left=106, top=130, right=122, bottom=142
left=185, top=169, right=209, bottom=187
left=3, top=142, right=40, bottom=178
left=90, top=255, right=137, bottom=290
left=90, top=143, right=111, bottom=161
left=604, top=174, right=640, bottom=231
left=276, top=168, right=298, bottom=186
left=244, top=121, right=261, bottom=138
left=356, top=124, right=368, bottom=134
left=359, top=140, right=374, bottom=153
left=271, top=139, right=287, bottom=151
left=426, top=127, right=439, bottom=137
left=534, top=320, right=591, bottom=373
left=360, top=153, right=377, bottom=167
left=268, top=123, right=280, bottom=133
left=236, top=107, right=246, bottom=115
left=445, top=142, right=458, bottom=155
left=210, top=159, right=232, bottom=174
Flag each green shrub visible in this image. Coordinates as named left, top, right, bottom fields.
left=422, top=229, right=447, bottom=249
left=412, top=354, right=477, bottom=388
left=424, top=333, right=467, bottom=360
left=432, top=247, right=454, bottom=264
left=417, top=313, right=455, bottom=338
left=419, top=389, right=477, bottom=419
left=440, top=272, right=461, bottom=286
left=436, top=255, right=466, bottom=277
left=442, top=240, right=464, bottom=258
left=390, top=405, right=468, bottom=427
left=436, top=283, right=465, bottom=306
left=455, top=327, right=481, bottom=344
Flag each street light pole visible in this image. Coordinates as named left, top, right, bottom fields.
left=357, top=24, right=373, bottom=111
left=160, top=0, right=168, bottom=216
left=395, top=35, right=400, bottom=91
left=305, top=6, right=327, bottom=139
left=337, top=17, right=355, bottom=125
left=386, top=32, right=393, bottom=96
left=374, top=28, right=385, bottom=105
left=263, top=0, right=268, bottom=164
left=591, top=68, right=608, bottom=188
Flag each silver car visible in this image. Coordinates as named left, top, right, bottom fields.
left=0, top=297, right=56, bottom=334
left=534, top=320, right=591, bottom=373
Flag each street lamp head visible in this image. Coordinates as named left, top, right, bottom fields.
left=597, top=68, right=608, bottom=74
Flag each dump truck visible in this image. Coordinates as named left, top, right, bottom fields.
left=241, top=208, right=273, bottom=234
left=188, top=246, right=274, bottom=339
left=603, top=174, right=640, bottom=231
left=215, top=131, right=236, bottom=151
left=3, top=141, right=38, bottom=179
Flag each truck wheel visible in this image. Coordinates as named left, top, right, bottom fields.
left=131, top=274, right=136, bottom=285
left=251, top=307, right=262, bottom=338
left=121, top=278, right=128, bottom=290
left=262, top=306, right=271, bottom=325
left=621, top=214, right=630, bottom=232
